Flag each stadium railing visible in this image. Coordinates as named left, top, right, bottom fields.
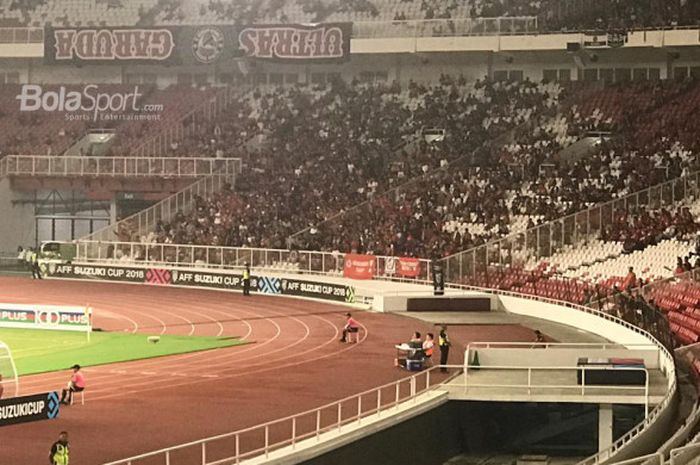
left=441, top=171, right=700, bottom=284
left=668, top=441, right=700, bottom=465
left=449, top=363, right=651, bottom=416
left=606, top=453, right=664, bottom=465
left=70, top=241, right=434, bottom=282
left=0, top=27, right=43, bottom=44
left=81, top=166, right=240, bottom=243
left=0, top=155, right=240, bottom=178
left=101, top=366, right=449, bottom=465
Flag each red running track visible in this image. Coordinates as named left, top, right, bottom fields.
left=0, top=277, right=537, bottom=465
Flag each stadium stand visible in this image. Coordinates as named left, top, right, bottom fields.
left=2, top=0, right=697, bottom=31
left=296, top=79, right=697, bottom=255
left=77, top=78, right=693, bottom=264
left=0, top=84, right=130, bottom=156
left=0, top=84, right=230, bottom=158
left=151, top=0, right=700, bottom=31
left=0, top=0, right=158, bottom=27
left=124, top=76, right=564, bottom=249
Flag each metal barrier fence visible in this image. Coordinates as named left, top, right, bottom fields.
left=587, top=290, right=675, bottom=354
left=0, top=156, right=240, bottom=178
left=610, top=454, right=664, bottom=465
left=0, top=27, right=43, bottom=43
left=353, top=16, right=538, bottom=38
left=102, top=367, right=446, bottom=465
left=452, top=364, right=651, bottom=416
left=442, top=171, right=700, bottom=285
left=82, top=172, right=237, bottom=243
left=71, top=241, right=433, bottom=282
left=669, top=441, right=700, bottom=465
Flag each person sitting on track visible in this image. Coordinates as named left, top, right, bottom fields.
left=340, top=312, right=360, bottom=343
left=60, top=365, right=85, bottom=405
left=408, top=331, right=422, bottom=348
left=423, top=333, right=435, bottom=360
left=395, top=332, right=426, bottom=368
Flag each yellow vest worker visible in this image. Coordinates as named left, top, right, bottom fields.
left=31, top=250, right=43, bottom=280
left=242, top=263, right=251, bottom=296
left=50, top=432, right=70, bottom=465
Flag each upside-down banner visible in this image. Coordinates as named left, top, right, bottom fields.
left=44, top=27, right=180, bottom=64
left=237, top=23, right=352, bottom=62
left=44, top=23, right=352, bottom=65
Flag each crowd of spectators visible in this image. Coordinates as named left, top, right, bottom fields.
left=605, top=206, right=697, bottom=253
left=108, top=75, right=698, bottom=265
left=164, top=0, right=700, bottom=31
left=0, top=84, right=218, bottom=158
left=136, top=76, right=563, bottom=250
left=2, top=0, right=698, bottom=32
left=296, top=79, right=699, bottom=258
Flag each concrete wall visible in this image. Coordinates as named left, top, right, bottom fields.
left=499, top=295, right=655, bottom=349
left=304, top=401, right=602, bottom=465
left=0, top=178, right=35, bottom=253
left=0, top=47, right=697, bottom=88
left=498, top=294, right=677, bottom=465
left=374, top=291, right=498, bottom=312
left=471, top=347, right=661, bottom=369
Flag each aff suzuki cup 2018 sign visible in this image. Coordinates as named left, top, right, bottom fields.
left=0, top=303, right=91, bottom=333
left=15, top=84, right=163, bottom=122
left=0, top=392, right=61, bottom=427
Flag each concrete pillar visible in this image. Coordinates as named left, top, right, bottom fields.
left=109, top=194, right=118, bottom=225
left=599, top=404, right=613, bottom=452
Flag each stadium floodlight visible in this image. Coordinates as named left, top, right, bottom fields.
left=0, top=340, right=19, bottom=398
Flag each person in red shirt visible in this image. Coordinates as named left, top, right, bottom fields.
left=340, top=313, right=360, bottom=343
left=622, top=267, right=637, bottom=291
left=60, top=365, right=85, bottom=405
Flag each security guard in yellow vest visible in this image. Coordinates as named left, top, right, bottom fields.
left=49, top=431, right=69, bottom=465
left=438, top=325, right=451, bottom=373
left=242, top=263, right=251, bottom=296
left=31, top=248, right=42, bottom=280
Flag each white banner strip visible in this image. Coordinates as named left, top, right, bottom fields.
left=0, top=303, right=92, bottom=333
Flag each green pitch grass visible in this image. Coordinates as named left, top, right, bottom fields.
left=0, top=329, right=246, bottom=376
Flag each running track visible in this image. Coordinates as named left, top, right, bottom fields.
left=0, top=277, right=537, bottom=465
